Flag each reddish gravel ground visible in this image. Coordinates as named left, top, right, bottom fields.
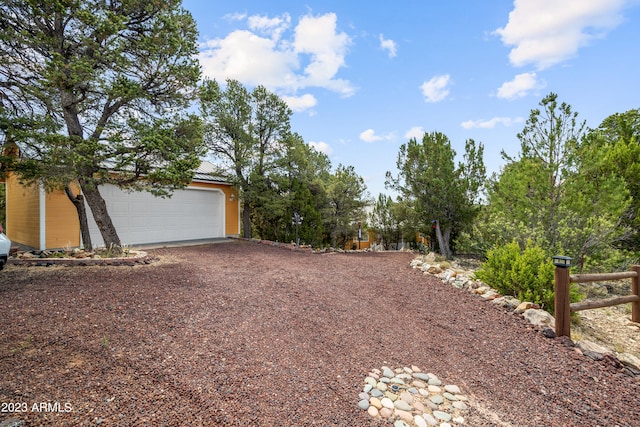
left=1, top=240, right=639, bottom=426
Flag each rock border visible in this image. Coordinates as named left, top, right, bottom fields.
left=411, top=254, right=640, bottom=377
left=8, top=250, right=151, bottom=267
left=234, top=237, right=380, bottom=254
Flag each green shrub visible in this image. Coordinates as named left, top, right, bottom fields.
left=475, top=240, right=581, bottom=314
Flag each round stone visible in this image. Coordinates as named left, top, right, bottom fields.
left=394, top=420, right=410, bottom=427
left=390, top=377, right=405, bottom=384
left=370, top=389, right=383, bottom=397
left=367, top=406, right=379, bottom=417
left=408, top=387, right=418, bottom=394
left=444, top=384, right=461, bottom=394
left=453, top=416, right=465, bottom=424
left=381, top=397, right=395, bottom=409
left=384, top=391, right=398, bottom=401
left=413, top=400, right=425, bottom=412
left=418, top=388, right=429, bottom=397
left=443, top=392, right=457, bottom=401
left=412, top=380, right=427, bottom=388
left=412, top=372, right=430, bottom=381
left=454, top=394, right=468, bottom=401
left=428, top=378, right=442, bottom=386
left=368, top=372, right=380, bottom=379
left=394, top=399, right=413, bottom=412
left=400, top=391, right=413, bottom=404
left=423, top=413, right=438, bottom=426
left=357, top=399, right=369, bottom=410
left=382, top=367, right=395, bottom=378
left=411, top=365, right=421, bottom=372
left=370, top=397, right=382, bottom=409
left=359, top=392, right=369, bottom=400
left=363, top=384, right=373, bottom=393
left=414, top=415, right=428, bottom=427
left=365, top=376, right=377, bottom=386
left=380, top=407, right=393, bottom=418
left=433, top=410, right=452, bottom=421
left=376, top=381, right=388, bottom=392
left=395, top=409, right=413, bottom=423
left=429, top=394, right=444, bottom=405
left=428, top=385, right=442, bottom=393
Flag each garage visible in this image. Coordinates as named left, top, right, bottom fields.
left=87, top=184, right=226, bottom=247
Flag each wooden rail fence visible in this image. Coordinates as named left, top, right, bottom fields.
left=554, top=265, right=639, bottom=337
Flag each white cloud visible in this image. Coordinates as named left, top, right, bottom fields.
left=360, top=129, right=382, bottom=143
left=404, top=126, right=425, bottom=140
left=496, top=72, right=545, bottom=99
left=282, top=93, right=317, bottom=112
left=247, top=14, right=291, bottom=40
left=199, top=12, right=354, bottom=98
left=293, top=13, right=355, bottom=96
left=494, top=0, right=627, bottom=69
left=359, top=129, right=394, bottom=143
left=420, top=74, right=451, bottom=103
left=461, top=117, right=524, bottom=129
left=224, top=12, right=247, bottom=22
left=379, top=34, right=397, bottom=58
left=200, top=30, right=298, bottom=88
left=309, top=141, right=333, bottom=155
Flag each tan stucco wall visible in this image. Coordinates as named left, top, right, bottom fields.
left=45, top=187, right=81, bottom=249
left=6, top=174, right=40, bottom=248
left=346, top=230, right=374, bottom=250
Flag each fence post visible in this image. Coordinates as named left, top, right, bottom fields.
left=554, top=265, right=571, bottom=337
left=632, top=265, right=640, bottom=323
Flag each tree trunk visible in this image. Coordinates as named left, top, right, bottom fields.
left=242, top=201, right=251, bottom=238
left=79, top=179, right=122, bottom=251
left=435, top=220, right=453, bottom=259
left=64, top=185, right=93, bottom=251
left=443, top=225, right=452, bottom=258
left=59, top=90, right=119, bottom=250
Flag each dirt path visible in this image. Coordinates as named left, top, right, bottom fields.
left=1, top=241, right=639, bottom=426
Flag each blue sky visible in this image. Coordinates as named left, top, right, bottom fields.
left=183, top=0, right=640, bottom=198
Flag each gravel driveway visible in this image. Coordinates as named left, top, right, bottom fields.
left=1, top=240, right=639, bottom=426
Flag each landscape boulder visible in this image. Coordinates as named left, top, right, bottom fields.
left=491, top=295, right=522, bottom=309
left=514, top=301, right=540, bottom=314
left=576, top=340, right=614, bottom=361
left=522, top=309, right=555, bottom=328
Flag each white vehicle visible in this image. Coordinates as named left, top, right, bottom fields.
left=0, top=225, right=10, bottom=270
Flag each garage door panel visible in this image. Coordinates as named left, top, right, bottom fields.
left=130, top=216, right=148, bottom=227
left=87, top=185, right=224, bottom=247
left=131, top=201, right=150, bottom=212
left=110, top=201, right=130, bottom=215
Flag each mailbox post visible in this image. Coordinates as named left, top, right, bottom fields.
left=553, top=255, right=572, bottom=337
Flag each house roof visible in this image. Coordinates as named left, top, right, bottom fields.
left=193, top=161, right=232, bottom=185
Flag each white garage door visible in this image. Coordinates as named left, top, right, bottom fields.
left=86, top=184, right=225, bottom=247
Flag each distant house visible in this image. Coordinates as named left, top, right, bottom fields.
left=346, top=228, right=375, bottom=250
left=3, top=161, right=239, bottom=250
